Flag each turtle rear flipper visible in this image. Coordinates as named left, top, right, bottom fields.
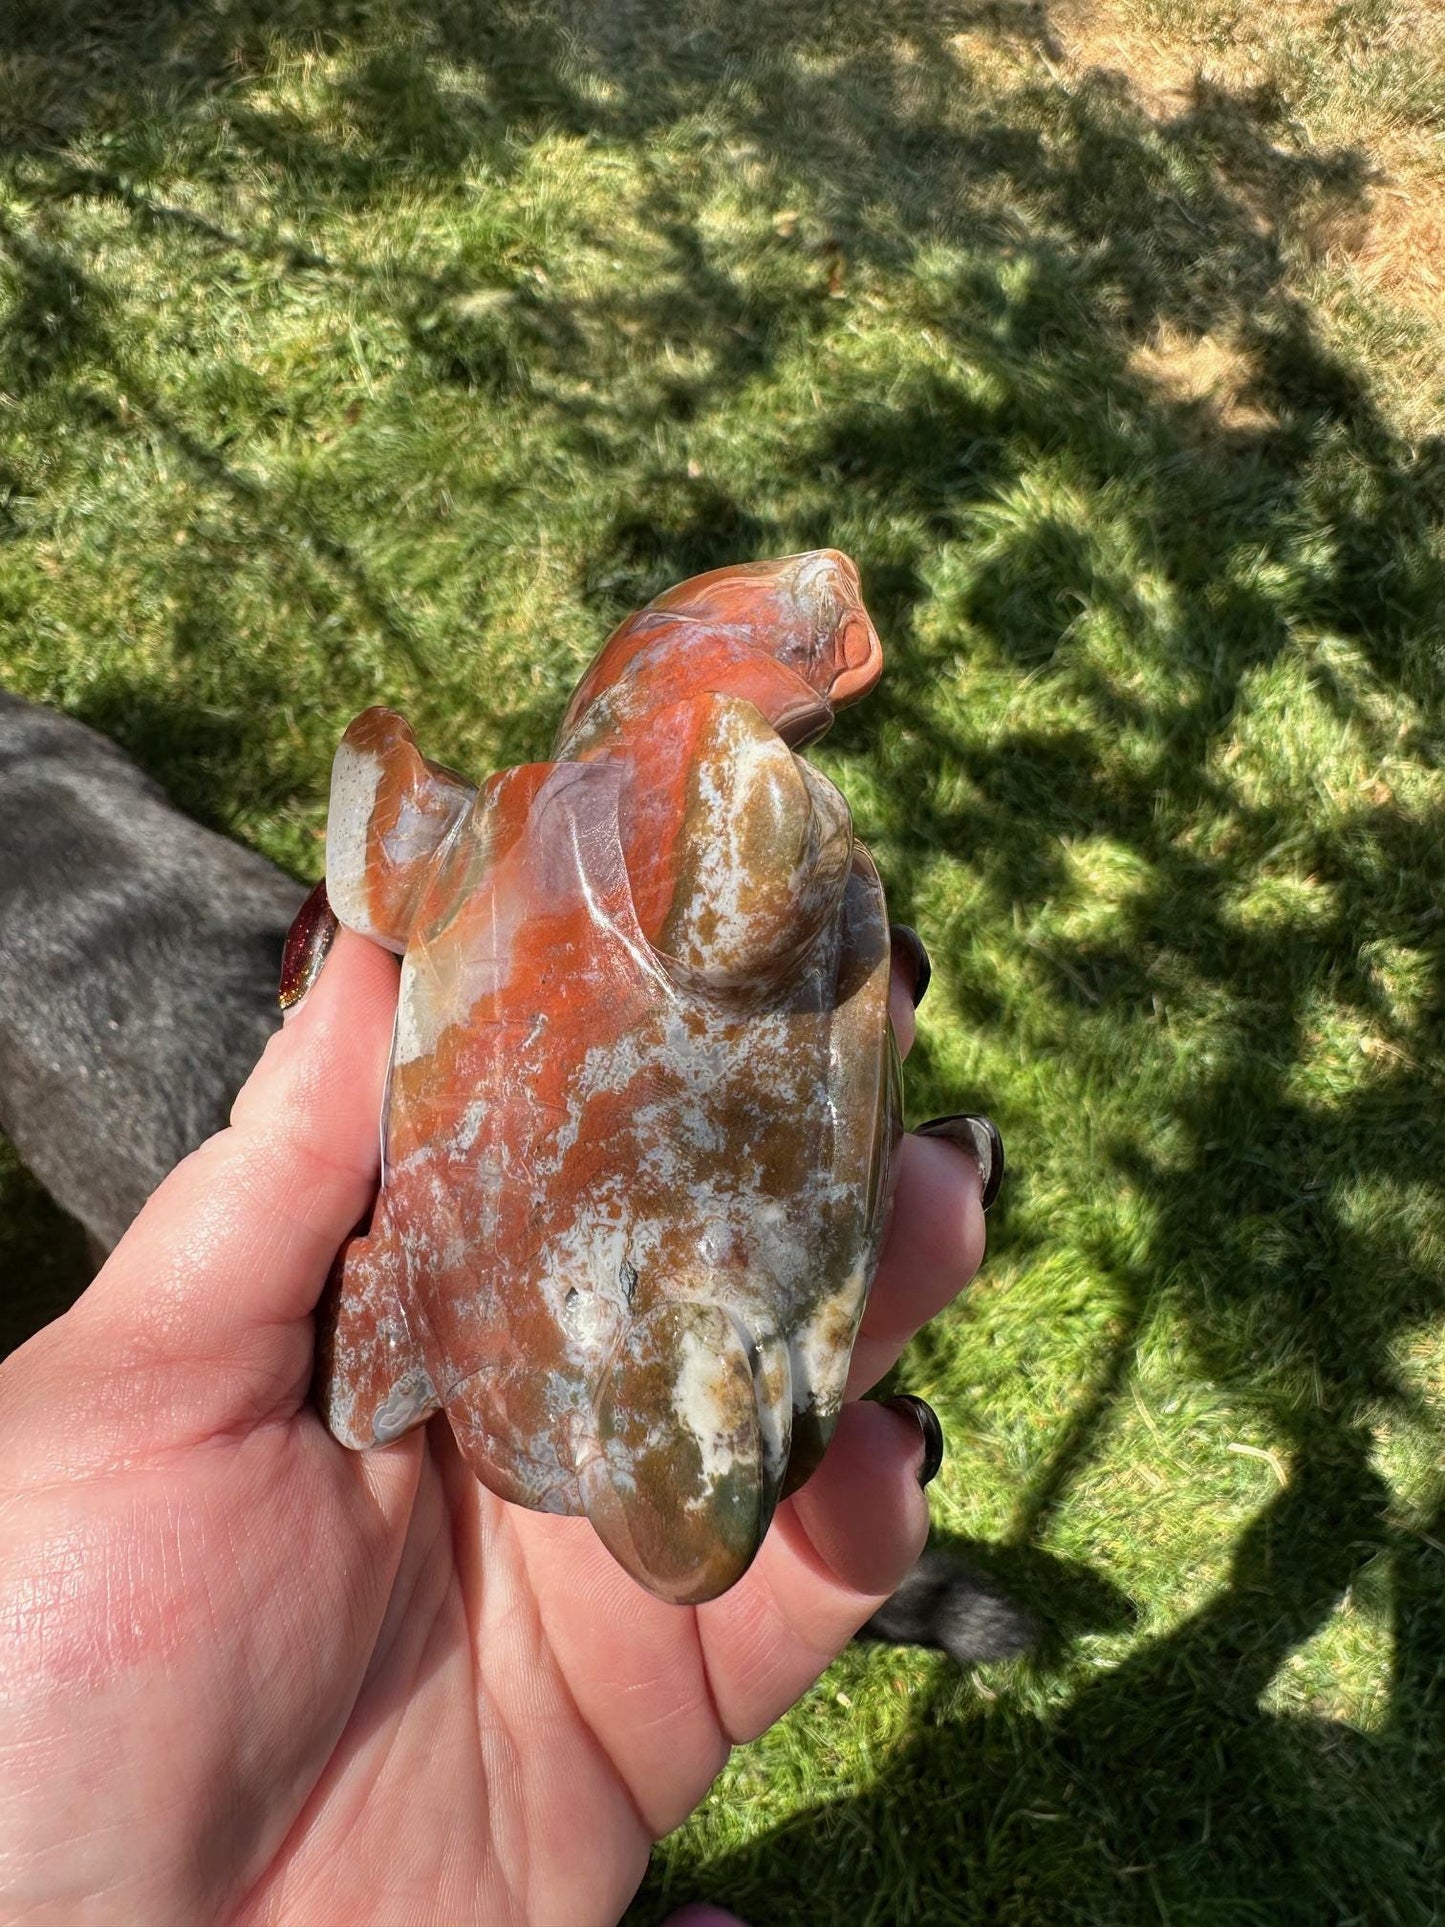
left=314, top=1212, right=439, bottom=1448
left=630, top=693, right=854, bottom=991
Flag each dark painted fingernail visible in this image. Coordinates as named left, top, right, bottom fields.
left=890, top=924, right=931, bottom=1007
left=279, top=877, right=339, bottom=1013
left=914, top=1113, right=1005, bottom=1212
left=882, top=1394, right=945, bottom=1487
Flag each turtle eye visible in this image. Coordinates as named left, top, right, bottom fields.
left=839, top=612, right=874, bottom=674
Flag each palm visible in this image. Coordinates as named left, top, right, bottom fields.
left=231, top=1420, right=672, bottom=1926
left=0, top=934, right=980, bottom=1926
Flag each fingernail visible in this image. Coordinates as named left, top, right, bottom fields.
left=881, top=1394, right=945, bottom=1487
left=914, top=1113, right=1005, bottom=1212
left=279, top=877, right=339, bottom=1017
left=890, top=924, right=931, bottom=1007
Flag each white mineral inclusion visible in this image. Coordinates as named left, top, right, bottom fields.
left=563, top=1291, right=616, bottom=1352
left=548, top=1201, right=638, bottom=1360
left=793, top=549, right=841, bottom=613
left=393, top=887, right=519, bottom=1067
left=752, top=1335, right=792, bottom=1482
left=790, top=1257, right=869, bottom=1418
left=393, top=954, right=440, bottom=1066
left=383, top=791, right=449, bottom=869
left=674, top=1324, right=747, bottom=1485
left=326, top=741, right=383, bottom=929
left=677, top=715, right=760, bottom=973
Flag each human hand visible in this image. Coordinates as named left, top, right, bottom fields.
left=0, top=930, right=984, bottom=1926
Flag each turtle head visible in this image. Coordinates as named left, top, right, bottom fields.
left=643, top=550, right=882, bottom=711
left=557, top=550, right=883, bottom=754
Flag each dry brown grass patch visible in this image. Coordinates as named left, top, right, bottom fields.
left=1347, top=143, right=1445, bottom=327
left=1050, top=0, right=1200, bottom=116
left=1127, top=322, right=1275, bottom=432
left=1052, top=0, right=1385, bottom=108
left=1052, top=0, right=1445, bottom=352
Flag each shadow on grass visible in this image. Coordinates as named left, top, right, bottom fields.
left=2, top=1, right=1443, bottom=1920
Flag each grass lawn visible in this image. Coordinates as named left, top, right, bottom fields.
left=3, top=1, right=1444, bottom=1919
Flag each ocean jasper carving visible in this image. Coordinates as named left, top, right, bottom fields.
left=290, top=552, right=903, bottom=1604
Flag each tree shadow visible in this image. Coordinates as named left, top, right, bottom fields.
left=636, top=1456, right=1443, bottom=1925
left=2, top=2, right=1442, bottom=1918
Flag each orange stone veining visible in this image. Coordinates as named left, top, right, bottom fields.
left=302, top=552, right=902, bottom=1604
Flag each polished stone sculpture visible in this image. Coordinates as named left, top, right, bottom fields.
left=284, top=552, right=902, bottom=1603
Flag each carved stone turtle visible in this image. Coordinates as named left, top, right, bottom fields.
left=283, top=551, right=902, bottom=1603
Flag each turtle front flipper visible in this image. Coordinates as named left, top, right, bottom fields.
left=627, top=693, right=855, bottom=992
left=326, top=707, right=476, bottom=952
left=314, top=1206, right=439, bottom=1448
